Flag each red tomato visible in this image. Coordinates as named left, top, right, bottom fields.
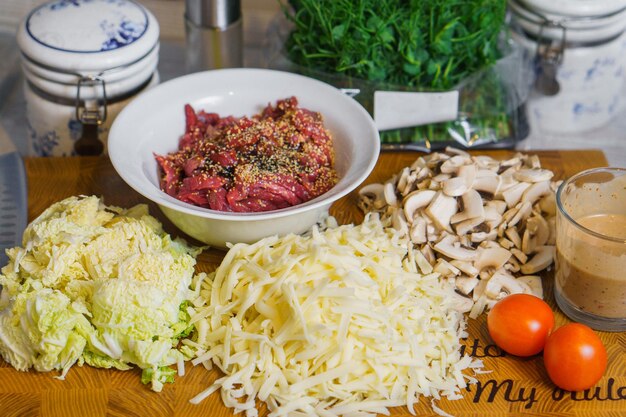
left=487, top=294, right=555, bottom=357
left=543, top=323, right=607, bottom=391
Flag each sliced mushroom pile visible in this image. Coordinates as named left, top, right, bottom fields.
left=358, top=148, right=560, bottom=318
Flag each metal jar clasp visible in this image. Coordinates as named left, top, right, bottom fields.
left=74, top=75, right=108, bottom=155
left=534, top=21, right=566, bottom=96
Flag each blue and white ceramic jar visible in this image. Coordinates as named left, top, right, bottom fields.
left=17, top=0, right=160, bottom=156
left=509, top=0, right=626, bottom=134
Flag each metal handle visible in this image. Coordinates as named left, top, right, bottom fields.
left=74, top=76, right=107, bottom=155
left=534, top=21, right=566, bottom=96
left=75, top=75, right=108, bottom=125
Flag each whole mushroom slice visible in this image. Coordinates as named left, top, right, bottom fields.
left=434, top=235, right=477, bottom=261
left=403, top=190, right=437, bottom=223
left=425, top=191, right=458, bottom=233
left=451, top=189, right=484, bottom=224
left=359, top=183, right=386, bottom=210
left=521, top=180, right=551, bottom=205
left=474, top=245, right=512, bottom=272
left=484, top=269, right=532, bottom=299
left=384, top=181, right=399, bottom=207
left=520, top=245, right=555, bottom=274
left=462, top=189, right=485, bottom=217
left=455, top=215, right=486, bottom=236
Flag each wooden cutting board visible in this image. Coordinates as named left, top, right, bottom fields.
left=2, top=150, right=625, bottom=417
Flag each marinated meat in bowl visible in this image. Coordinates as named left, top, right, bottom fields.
left=156, top=97, right=338, bottom=212
left=108, top=68, right=379, bottom=248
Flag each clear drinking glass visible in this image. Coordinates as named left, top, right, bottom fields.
left=555, top=167, right=626, bottom=331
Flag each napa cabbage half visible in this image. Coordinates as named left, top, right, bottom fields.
left=0, top=196, right=202, bottom=391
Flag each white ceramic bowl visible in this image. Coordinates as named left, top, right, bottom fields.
left=108, top=68, right=380, bottom=248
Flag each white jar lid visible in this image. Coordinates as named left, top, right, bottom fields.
left=17, top=0, right=159, bottom=73
left=22, top=45, right=159, bottom=101
left=520, top=0, right=626, bottom=18
left=510, top=0, right=626, bottom=42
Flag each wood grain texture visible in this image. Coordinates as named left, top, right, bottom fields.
left=2, top=150, right=624, bottom=417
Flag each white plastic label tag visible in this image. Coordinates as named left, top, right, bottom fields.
left=374, top=90, right=459, bottom=131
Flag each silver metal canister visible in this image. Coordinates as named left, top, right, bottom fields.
left=185, top=0, right=243, bottom=72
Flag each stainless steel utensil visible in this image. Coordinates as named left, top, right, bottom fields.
left=185, top=0, right=243, bottom=71
left=0, top=152, right=28, bottom=268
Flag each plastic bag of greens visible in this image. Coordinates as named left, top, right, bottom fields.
left=268, top=0, right=533, bottom=150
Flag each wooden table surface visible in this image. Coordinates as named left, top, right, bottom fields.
left=2, top=150, right=625, bottom=417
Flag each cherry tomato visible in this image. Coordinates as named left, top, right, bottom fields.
left=487, top=293, right=555, bottom=357
left=543, top=323, right=607, bottom=392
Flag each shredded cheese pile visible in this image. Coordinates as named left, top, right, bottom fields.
left=185, top=214, right=483, bottom=417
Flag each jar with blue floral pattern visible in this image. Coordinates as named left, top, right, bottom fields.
left=17, top=0, right=160, bottom=156
left=508, top=0, right=626, bottom=134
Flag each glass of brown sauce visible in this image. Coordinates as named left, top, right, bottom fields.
left=555, top=167, right=626, bottom=331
